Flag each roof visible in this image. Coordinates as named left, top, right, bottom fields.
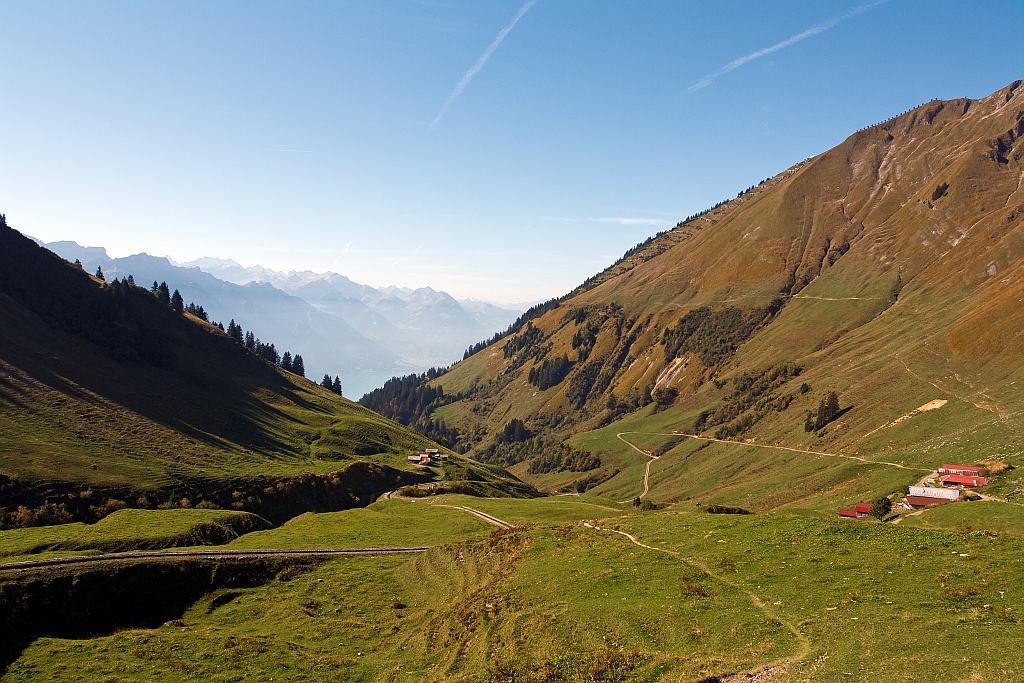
left=855, top=502, right=873, bottom=514
left=908, top=486, right=960, bottom=500
left=838, top=509, right=859, bottom=518
left=903, top=495, right=952, bottom=507
left=941, top=464, right=979, bottom=473
left=940, top=474, right=988, bottom=487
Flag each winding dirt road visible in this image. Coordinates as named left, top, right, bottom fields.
left=430, top=504, right=514, bottom=529
left=616, top=432, right=658, bottom=500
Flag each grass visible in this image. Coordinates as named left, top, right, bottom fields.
left=0, top=509, right=268, bottom=563
left=899, top=500, right=1024, bottom=536
left=227, top=499, right=494, bottom=550
left=5, top=497, right=1024, bottom=681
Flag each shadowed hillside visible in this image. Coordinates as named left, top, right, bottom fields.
left=0, top=224, right=532, bottom=525
left=394, top=81, right=1024, bottom=508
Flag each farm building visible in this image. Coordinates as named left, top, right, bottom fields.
left=902, top=495, right=952, bottom=509
left=938, top=464, right=981, bottom=476
left=940, top=474, right=988, bottom=487
left=407, top=449, right=448, bottom=464
left=908, top=486, right=960, bottom=500
left=854, top=502, right=872, bottom=517
left=838, top=509, right=859, bottom=519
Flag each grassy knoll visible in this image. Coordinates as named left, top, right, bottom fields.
left=900, top=500, right=1024, bottom=536
left=0, top=509, right=269, bottom=564
left=227, top=499, right=494, bottom=550
left=426, top=493, right=628, bottom=526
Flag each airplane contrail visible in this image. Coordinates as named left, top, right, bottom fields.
left=427, top=0, right=538, bottom=132
left=686, top=0, right=890, bottom=93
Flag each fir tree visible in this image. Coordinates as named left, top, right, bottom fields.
left=227, top=319, right=243, bottom=342
left=245, top=331, right=256, bottom=352
left=814, top=391, right=841, bottom=429
left=281, top=352, right=293, bottom=372
left=74, top=259, right=83, bottom=269
left=152, top=281, right=159, bottom=293
left=322, top=374, right=332, bottom=389
left=292, top=355, right=304, bottom=377
left=332, top=376, right=342, bottom=396
left=171, top=289, right=183, bottom=312
left=157, top=282, right=171, bottom=305
left=127, top=274, right=135, bottom=286
left=95, top=266, right=105, bottom=281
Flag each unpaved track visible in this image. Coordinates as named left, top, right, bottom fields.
left=0, top=547, right=429, bottom=573
left=623, top=431, right=929, bottom=472
left=584, top=521, right=810, bottom=681
left=430, top=504, right=514, bottom=529
left=616, top=432, right=658, bottom=500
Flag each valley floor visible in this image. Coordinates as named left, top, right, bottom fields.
left=3, top=494, right=1024, bottom=682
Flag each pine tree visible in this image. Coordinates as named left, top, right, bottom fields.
left=152, top=281, right=159, bottom=292
left=332, top=376, right=342, bottom=396
left=157, top=282, right=170, bottom=305
left=74, top=259, right=83, bottom=269
left=245, top=331, right=256, bottom=352
left=293, top=355, right=304, bottom=377
left=322, top=374, right=332, bottom=389
left=95, top=266, right=105, bottom=281
left=127, top=274, right=135, bottom=286
left=814, top=391, right=841, bottom=429
left=171, top=289, right=183, bottom=312
left=227, top=319, right=243, bottom=342
left=281, top=352, right=293, bottom=372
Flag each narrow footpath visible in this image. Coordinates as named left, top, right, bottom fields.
left=584, top=521, right=810, bottom=682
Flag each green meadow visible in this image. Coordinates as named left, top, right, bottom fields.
left=4, top=494, right=1024, bottom=681
left=0, top=509, right=268, bottom=564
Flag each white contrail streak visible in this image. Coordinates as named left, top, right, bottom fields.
left=427, top=0, right=538, bottom=132
left=686, top=0, right=889, bottom=93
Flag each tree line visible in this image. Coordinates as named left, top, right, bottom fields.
left=88, top=264, right=310, bottom=379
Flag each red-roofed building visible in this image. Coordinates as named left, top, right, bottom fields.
left=938, top=464, right=980, bottom=476
left=940, top=474, right=988, bottom=487
left=902, top=495, right=952, bottom=509
left=854, top=502, right=872, bottom=517
left=838, top=509, right=859, bottom=519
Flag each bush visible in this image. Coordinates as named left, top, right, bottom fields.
left=706, top=504, right=751, bottom=515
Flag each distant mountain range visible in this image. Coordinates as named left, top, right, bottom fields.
left=32, top=244, right=525, bottom=397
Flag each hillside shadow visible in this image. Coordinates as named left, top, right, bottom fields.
left=0, top=557, right=319, bottom=675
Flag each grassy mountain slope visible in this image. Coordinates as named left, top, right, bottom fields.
left=0, top=224, right=529, bottom=523
left=421, top=81, right=1024, bottom=509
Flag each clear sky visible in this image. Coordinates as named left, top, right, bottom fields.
left=1, top=1, right=1021, bottom=303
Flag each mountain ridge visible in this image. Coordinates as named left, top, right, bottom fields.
left=399, top=80, right=1024, bottom=510
left=34, top=242, right=523, bottom=396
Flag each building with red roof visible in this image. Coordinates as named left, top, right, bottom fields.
left=940, top=474, right=988, bottom=487
left=903, top=495, right=952, bottom=509
left=854, top=502, right=872, bottom=516
left=938, top=464, right=980, bottom=476
left=838, top=509, right=859, bottom=519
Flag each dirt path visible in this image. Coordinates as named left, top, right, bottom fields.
left=584, top=521, right=810, bottom=681
left=430, top=504, right=514, bottom=530
left=624, top=431, right=930, bottom=472
left=792, top=295, right=884, bottom=301
left=0, top=547, right=429, bottom=573
left=616, top=432, right=658, bottom=500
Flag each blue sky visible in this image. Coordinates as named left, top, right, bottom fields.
left=1, top=1, right=1021, bottom=303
